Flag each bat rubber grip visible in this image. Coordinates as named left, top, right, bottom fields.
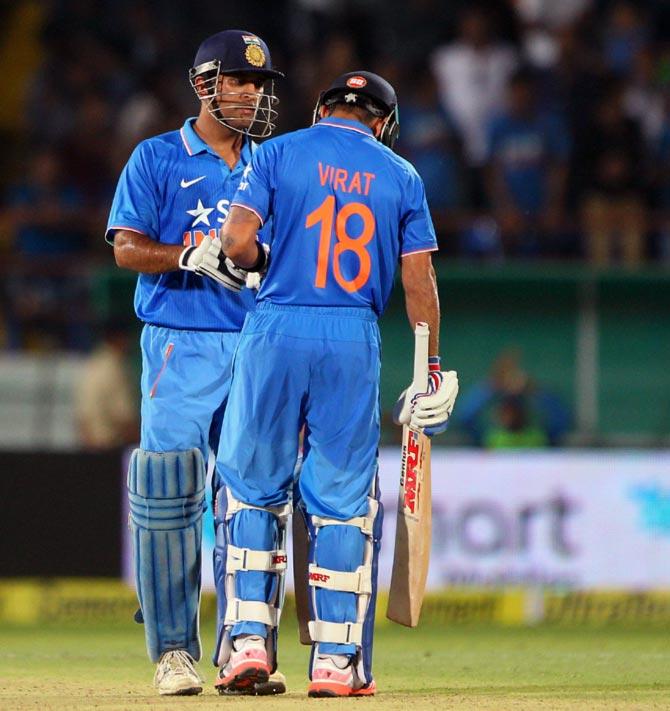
left=412, top=322, right=430, bottom=390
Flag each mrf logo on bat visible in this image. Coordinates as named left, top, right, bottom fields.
left=400, top=428, right=425, bottom=519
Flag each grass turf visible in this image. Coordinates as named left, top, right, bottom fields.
left=1, top=616, right=669, bottom=710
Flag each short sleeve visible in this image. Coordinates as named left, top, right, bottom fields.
left=231, top=141, right=275, bottom=225
left=400, top=168, right=438, bottom=257
left=106, top=141, right=160, bottom=244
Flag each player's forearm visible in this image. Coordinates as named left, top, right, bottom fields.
left=220, top=205, right=263, bottom=268
left=113, top=230, right=182, bottom=274
left=221, top=231, right=258, bottom=268
left=401, top=254, right=440, bottom=356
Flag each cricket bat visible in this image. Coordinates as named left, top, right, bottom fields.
left=292, top=507, right=313, bottom=645
left=386, top=322, right=432, bottom=627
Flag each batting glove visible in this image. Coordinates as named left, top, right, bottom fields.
left=393, top=356, right=459, bottom=437
left=179, top=236, right=246, bottom=292
left=412, top=369, right=459, bottom=436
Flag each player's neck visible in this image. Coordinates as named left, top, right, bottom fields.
left=328, top=108, right=364, bottom=123
left=193, top=115, right=245, bottom=169
left=327, top=108, right=377, bottom=134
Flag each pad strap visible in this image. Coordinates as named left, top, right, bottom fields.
left=226, top=544, right=287, bottom=573
left=225, top=488, right=292, bottom=524
left=308, top=620, right=363, bottom=646
left=224, top=599, right=278, bottom=627
left=311, top=498, right=378, bottom=536
left=308, top=564, right=372, bottom=594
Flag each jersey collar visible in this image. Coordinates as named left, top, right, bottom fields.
left=315, top=116, right=374, bottom=137
left=180, top=117, right=253, bottom=163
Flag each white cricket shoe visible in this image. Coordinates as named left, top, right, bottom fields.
left=308, top=653, right=376, bottom=697
left=214, top=634, right=271, bottom=694
left=153, top=649, right=203, bottom=696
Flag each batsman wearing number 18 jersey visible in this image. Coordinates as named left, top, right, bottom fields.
left=213, top=71, right=459, bottom=696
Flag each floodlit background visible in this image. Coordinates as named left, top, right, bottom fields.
left=1, top=0, right=670, bottom=641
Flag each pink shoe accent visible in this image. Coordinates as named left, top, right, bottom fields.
left=308, top=668, right=377, bottom=697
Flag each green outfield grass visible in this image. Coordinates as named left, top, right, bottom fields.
left=1, top=615, right=669, bottom=710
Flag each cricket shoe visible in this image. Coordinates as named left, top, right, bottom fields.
left=153, top=649, right=203, bottom=695
left=308, top=654, right=376, bottom=697
left=218, top=669, right=287, bottom=696
left=255, top=669, right=287, bottom=695
left=214, top=634, right=271, bottom=694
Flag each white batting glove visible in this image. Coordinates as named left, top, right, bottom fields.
left=393, top=356, right=459, bottom=437
left=393, top=356, right=444, bottom=425
left=412, top=370, right=459, bottom=435
left=179, top=236, right=246, bottom=292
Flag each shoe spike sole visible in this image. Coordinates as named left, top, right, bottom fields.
left=216, top=666, right=269, bottom=695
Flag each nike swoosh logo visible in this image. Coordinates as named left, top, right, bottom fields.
left=180, top=176, right=206, bottom=188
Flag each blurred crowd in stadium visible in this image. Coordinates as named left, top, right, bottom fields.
left=1, top=0, right=670, bottom=353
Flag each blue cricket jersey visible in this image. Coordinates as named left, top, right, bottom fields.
left=486, top=112, right=570, bottom=214
left=106, top=118, right=259, bottom=331
left=232, top=116, right=437, bottom=315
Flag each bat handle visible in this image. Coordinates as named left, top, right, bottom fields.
left=412, top=322, right=430, bottom=391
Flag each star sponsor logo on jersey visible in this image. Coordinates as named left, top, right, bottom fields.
left=186, top=199, right=215, bottom=227
left=180, top=175, right=206, bottom=188
left=183, top=199, right=231, bottom=243
left=346, top=75, right=367, bottom=88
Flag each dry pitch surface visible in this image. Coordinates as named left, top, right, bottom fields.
left=1, top=616, right=669, bottom=710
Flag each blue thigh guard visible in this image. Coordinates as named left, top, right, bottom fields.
left=127, top=448, right=206, bottom=662
left=212, top=482, right=290, bottom=670
left=305, top=483, right=383, bottom=685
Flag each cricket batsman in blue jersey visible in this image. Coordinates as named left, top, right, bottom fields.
left=211, top=71, right=460, bottom=696
left=106, top=30, right=287, bottom=696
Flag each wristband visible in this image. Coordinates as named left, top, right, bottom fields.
left=246, top=241, right=269, bottom=273
left=428, top=355, right=442, bottom=393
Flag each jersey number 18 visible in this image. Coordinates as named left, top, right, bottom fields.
left=305, top=195, right=375, bottom=293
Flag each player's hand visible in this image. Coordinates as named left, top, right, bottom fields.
left=411, top=370, right=459, bottom=436
left=393, top=356, right=444, bottom=427
left=393, top=357, right=459, bottom=437
left=179, top=236, right=246, bottom=292
left=392, top=384, right=421, bottom=428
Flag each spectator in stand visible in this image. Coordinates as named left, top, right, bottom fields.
left=623, top=47, right=665, bottom=147
left=3, top=147, right=87, bottom=256
left=548, top=23, right=608, bottom=133
left=397, top=64, right=465, bottom=243
left=650, top=94, right=670, bottom=263
left=512, top=0, right=592, bottom=72
left=485, top=67, right=570, bottom=256
left=431, top=6, right=518, bottom=205
left=576, top=82, right=647, bottom=266
left=62, top=91, right=117, bottom=208
left=75, top=320, right=139, bottom=450
left=1, top=147, right=90, bottom=350
left=456, top=348, right=571, bottom=447
left=484, top=393, right=549, bottom=449
left=602, top=0, right=650, bottom=78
